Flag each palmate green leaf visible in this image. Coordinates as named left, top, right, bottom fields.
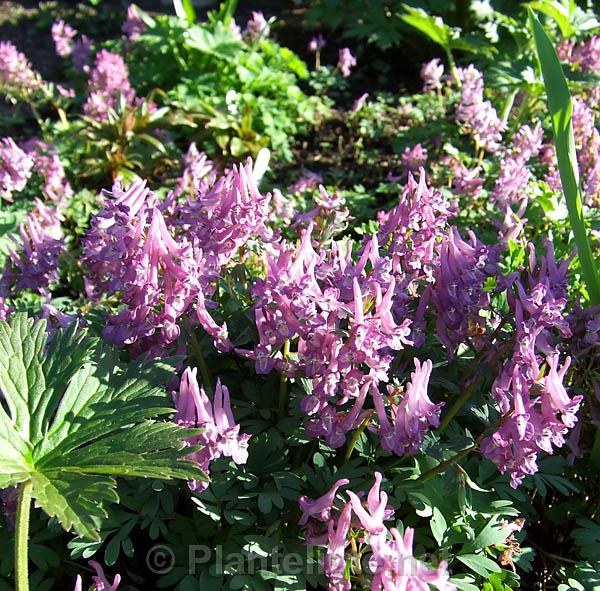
left=0, top=314, right=204, bottom=540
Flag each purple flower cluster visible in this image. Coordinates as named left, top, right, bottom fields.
left=51, top=20, right=78, bottom=57
left=377, top=170, right=451, bottom=283
left=337, top=48, right=357, bottom=78
left=122, top=4, right=146, bottom=42
left=174, top=142, right=216, bottom=197
left=238, top=223, right=414, bottom=449
left=83, top=50, right=135, bottom=120
left=244, top=11, right=270, bottom=42
left=74, top=561, right=121, bottom=591
left=456, top=66, right=505, bottom=153
left=72, top=35, right=92, bottom=73
left=401, top=144, right=428, bottom=175
left=0, top=41, right=44, bottom=99
left=0, top=137, right=33, bottom=200
left=83, top=158, right=272, bottom=355
left=372, top=358, right=443, bottom=455
left=421, top=58, right=444, bottom=93
left=481, top=243, right=582, bottom=487
left=1, top=210, right=64, bottom=296
left=431, top=228, right=498, bottom=353
left=174, top=368, right=250, bottom=492
left=309, top=34, right=326, bottom=52
left=21, top=138, right=72, bottom=203
left=299, top=474, right=455, bottom=591
left=492, top=123, right=543, bottom=207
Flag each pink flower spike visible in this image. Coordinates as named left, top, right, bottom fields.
left=298, top=478, right=350, bottom=526
left=89, top=560, right=121, bottom=591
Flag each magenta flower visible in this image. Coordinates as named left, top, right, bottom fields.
left=309, top=34, right=326, bottom=52
left=72, top=34, right=92, bottom=73
left=83, top=50, right=135, bottom=120
left=2, top=211, right=64, bottom=296
left=456, top=65, right=505, bottom=153
left=421, top=58, right=444, bottom=93
left=89, top=561, right=121, bottom=591
left=174, top=368, right=250, bottom=492
left=0, top=137, right=33, bottom=200
left=337, top=48, right=356, bottom=77
left=0, top=41, right=44, bottom=99
left=401, top=144, right=428, bottom=175
left=373, top=359, right=443, bottom=456
left=298, top=478, right=349, bottom=526
left=244, top=11, right=270, bottom=42
left=51, top=20, right=78, bottom=57
left=288, top=170, right=323, bottom=194
left=21, top=138, right=72, bottom=203
left=352, top=92, right=369, bottom=113
left=122, top=4, right=146, bottom=41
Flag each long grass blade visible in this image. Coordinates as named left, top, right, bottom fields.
left=529, top=9, right=600, bottom=305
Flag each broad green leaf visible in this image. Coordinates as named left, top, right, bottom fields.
left=401, top=6, right=451, bottom=47
left=457, top=553, right=502, bottom=578
left=529, top=10, right=600, bottom=305
left=465, top=516, right=511, bottom=552
left=0, top=314, right=204, bottom=540
left=527, top=0, right=573, bottom=36
left=430, top=507, right=447, bottom=546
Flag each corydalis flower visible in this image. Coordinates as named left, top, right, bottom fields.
left=174, top=368, right=250, bottom=492
left=378, top=169, right=451, bottom=282
left=421, top=58, right=444, bottom=93
left=74, top=561, right=121, bottom=591
left=72, top=34, right=92, bottom=73
left=431, top=227, right=497, bottom=352
left=337, top=48, right=356, bottom=77
left=51, top=20, right=78, bottom=57
left=122, top=4, right=146, bottom=41
left=83, top=50, right=135, bottom=120
left=309, top=34, right=326, bottom=52
left=372, top=359, right=442, bottom=455
left=299, top=474, right=455, bottom=591
left=175, top=142, right=216, bottom=197
left=244, top=11, right=270, bottom=42
left=0, top=137, right=33, bottom=200
left=456, top=65, right=505, bottom=153
left=0, top=41, right=44, bottom=99
left=21, top=138, right=72, bottom=203
left=352, top=92, right=369, bottom=113
left=401, top=144, right=428, bottom=175
left=2, top=211, right=64, bottom=295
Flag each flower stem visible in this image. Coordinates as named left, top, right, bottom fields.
left=416, top=444, right=477, bottom=483
left=277, top=340, right=290, bottom=418
left=15, top=480, right=33, bottom=591
left=344, top=413, right=373, bottom=463
left=182, top=318, right=213, bottom=396
left=437, top=376, right=481, bottom=435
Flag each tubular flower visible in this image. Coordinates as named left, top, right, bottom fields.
left=0, top=137, right=33, bottom=200
left=456, top=65, right=505, bottom=153
left=51, top=20, right=78, bottom=57
left=431, top=227, right=497, bottom=352
left=337, top=48, right=357, bottom=77
left=174, top=368, right=250, bottom=492
left=481, top=243, right=581, bottom=487
left=421, top=58, right=444, bottom=93
left=83, top=49, right=135, bottom=120
left=239, top=225, right=412, bottom=450
left=299, top=474, right=455, bottom=591
left=0, top=41, right=44, bottom=100
left=21, top=138, right=72, bottom=203
left=401, top=144, right=428, bottom=175
left=72, top=34, right=92, bottom=73
left=174, top=142, right=216, bottom=197
left=378, top=169, right=451, bottom=282
left=244, top=11, right=270, bottom=42
left=372, top=359, right=443, bottom=456
left=122, top=4, right=146, bottom=41
left=1, top=211, right=64, bottom=296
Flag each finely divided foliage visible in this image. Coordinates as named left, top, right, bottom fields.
left=0, top=313, right=203, bottom=539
